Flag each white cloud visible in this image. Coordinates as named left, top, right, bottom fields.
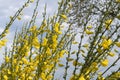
left=23, top=15, right=31, bottom=20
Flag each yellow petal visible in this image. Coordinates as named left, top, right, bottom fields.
left=79, top=75, right=85, bottom=80
left=115, top=42, right=120, bottom=47
left=101, top=59, right=108, bottom=67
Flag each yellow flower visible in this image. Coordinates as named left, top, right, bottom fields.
left=10, top=16, right=13, bottom=19
left=117, top=14, right=120, bottom=19
left=85, top=29, right=94, bottom=35
left=25, top=3, right=29, bottom=7
left=5, top=30, right=9, bottom=34
left=5, top=56, right=9, bottom=63
left=51, top=35, right=58, bottom=49
left=15, top=65, right=19, bottom=72
left=115, top=42, right=120, bottom=47
left=108, top=52, right=115, bottom=57
left=97, top=48, right=102, bottom=53
left=101, top=36, right=106, bottom=39
left=70, top=76, right=75, bottom=80
left=116, top=0, right=120, bottom=3
left=59, top=50, right=66, bottom=57
left=22, top=58, right=28, bottom=64
left=17, top=16, right=21, bottom=20
left=104, top=19, right=112, bottom=29
left=68, top=3, right=72, bottom=8
left=72, top=41, right=79, bottom=44
left=92, top=62, right=98, bottom=67
left=46, top=75, right=53, bottom=80
left=105, top=19, right=112, bottom=25
left=28, top=76, right=32, bottom=80
left=79, top=75, right=85, bottom=80
left=44, top=62, right=47, bottom=65
left=3, top=75, right=8, bottom=80
left=42, top=38, right=48, bottom=46
left=30, top=0, right=34, bottom=3
left=73, top=60, right=78, bottom=66
left=66, top=58, right=74, bottom=62
left=33, top=37, right=40, bottom=49
left=105, top=24, right=110, bottom=29
left=40, top=73, right=46, bottom=80
left=46, top=47, right=51, bottom=55
left=101, top=59, right=108, bottom=67
left=101, top=39, right=112, bottom=49
left=82, top=44, right=89, bottom=47
left=7, top=69, right=11, bottom=74
left=0, top=38, right=8, bottom=47
left=58, top=63, right=64, bottom=67
left=87, top=25, right=92, bottom=29
left=60, top=14, right=67, bottom=20
left=52, top=35, right=57, bottom=42
left=51, top=41, right=57, bottom=49
left=98, top=77, right=105, bottom=80
left=13, top=59, right=17, bottom=64
left=54, top=22, right=62, bottom=34
left=43, top=20, right=47, bottom=26
left=29, top=26, right=37, bottom=32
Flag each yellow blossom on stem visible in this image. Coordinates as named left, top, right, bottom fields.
left=68, top=3, right=72, bottom=8
left=70, top=76, right=75, bottom=80
left=108, top=52, right=115, bottom=57
left=32, top=37, right=40, bottom=49
left=10, top=16, right=13, bottom=19
left=40, top=72, right=46, bottom=80
left=59, top=50, right=66, bottom=57
left=104, top=19, right=112, bottom=29
left=72, top=41, right=79, bottom=44
left=58, top=63, right=64, bottom=67
left=117, top=14, right=120, bottom=19
left=54, top=22, right=62, bottom=34
left=7, top=69, right=11, bottom=74
left=115, top=42, right=120, bottom=47
left=5, top=56, right=10, bottom=63
left=101, top=39, right=112, bottom=49
left=42, top=38, right=48, bottom=46
left=5, top=30, right=9, bottom=34
left=30, top=0, right=34, bottom=3
left=0, top=38, right=8, bottom=47
left=105, top=19, right=112, bottom=25
left=43, top=20, right=47, bottom=26
left=101, top=59, right=109, bottom=67
left=60, top=14, right=67, bottom=20
left=17, top=16, right=21, bottom=20
left=51, top=35, right=58, bottom=49
left=87, top=25, right=92, bottom=29
left=46, top=47, right=51, bottom=55
left=105, top=24, right=110, bottom=29
left=3, top=75, right=8, bottom=80
left=85, top=29, right=94, bottom=35
left=79, top=75, right=85, bottom=80
left=116, top=0, right=120, bottom=3
left=52, top=34, right=57, bottom=42
left=28, top=76, right=32, bottom=80
left=73, top=60, right=78, bottom=66
left=82, top=43, right=89, bottom=48
left=29, top=26, right=37, bottom=32
left=98, top=76, right=105, bottom=80
left=22, top=57, right=28, bottom=64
